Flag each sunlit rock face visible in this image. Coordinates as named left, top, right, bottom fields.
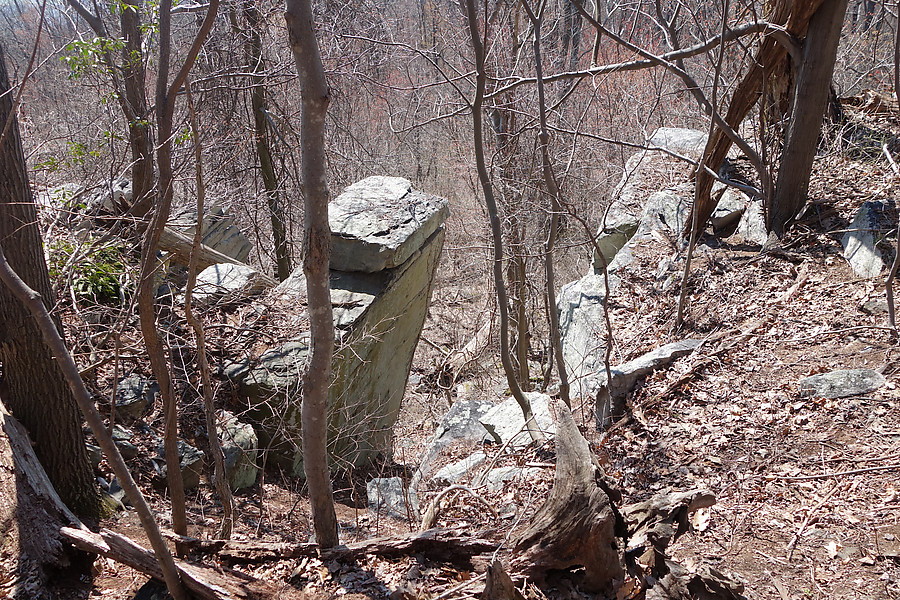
left=225, top=177, right=448, bottom=474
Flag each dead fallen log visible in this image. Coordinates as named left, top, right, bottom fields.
left=513, top=401, right=625, bottom=594
left=158, top=226, right=277, bottom=287
left=162, top=527, right=497, bottom=564
left=60, top=527, right=289, bottom=600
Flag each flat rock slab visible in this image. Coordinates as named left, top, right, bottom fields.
left=800, top=369, right=886, bottom=399
left=432, top=452, right=486, bottom=485
left=607, top=339, right=704, bottom=396
left=480, top=392, right=555, bottom=449
left=330, top=176, right=449, bottom=273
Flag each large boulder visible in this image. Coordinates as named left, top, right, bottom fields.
left=225, top=177, right=448, bottom=474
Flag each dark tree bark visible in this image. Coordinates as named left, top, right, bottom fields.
left=285, top=0, right=340, bottom=550
left=769, top=0, right=850, bottom=234
left=0, top=44, right=100, bottom=520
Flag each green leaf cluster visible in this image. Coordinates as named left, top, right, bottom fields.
left=49, top=241, right=132, bottom=307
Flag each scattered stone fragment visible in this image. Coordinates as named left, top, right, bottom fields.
left=157, top=440, right=205, bottom=490
left=115, top=375, right=158, bottom=420
left=367, top=477, right=418, bottom=521
left=734, top=199, right=769, bottom=246
left=431, top=452, right=486, bottom=485
left=480, top=392, right=555, bottom=449
left=598, top=340, right=703, bottom=426
left=85, top=443, right=102, bottom=471
left=861, top=298, right=890, bottom=315
left=799, top=368, right=886, bottom=399
left=217, top=410, right=259, bottom=490
left=191, top=263, right=268, bottom=305
left=432, top=399, right=495, bottom=445
left=710, top=188, right=749, bottom=237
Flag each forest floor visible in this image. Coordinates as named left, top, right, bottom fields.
left=36, top=120, right=900, bottom=599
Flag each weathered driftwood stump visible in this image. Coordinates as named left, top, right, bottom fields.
left=622, top=489, right=745, bottom=599
left=622, top=487, right=715, bottom=571
left=513, top=403, right=624, bottom=594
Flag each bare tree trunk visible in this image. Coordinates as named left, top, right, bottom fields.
left=184, top=82, right=234, bottom=539
left=285, top=0, right=339, bottom=550
left=769, top=0, right=850, bottom=234
left=245, top=0, right=292, bottom=281
left=462, top=0, right=542, bottom=443
left=507, top=221, right=531, bottom=391
left=521, top=0, right=571, bottom=407
left=65, top=0, right=153, bottom=217
left=0, top=45, right=185, bottom=598
left=689, top=0, right=824, bottom=237
left=120, top=3, right=154, bottom=217
left=138, top=0, right=220, bottom=547
left=0, top=43, right=99, bottom=520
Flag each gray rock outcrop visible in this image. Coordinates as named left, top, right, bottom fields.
left=593, top=128, right=706, bottom=271
left=225, top=177, right=448, bottom=474
left=842, top=200, right=894, bottom=278
left=156, top=440, right=205, bottom=490
left=217, top=411, right=259, bottom=490
left=329, top=177, right=449, bottom=273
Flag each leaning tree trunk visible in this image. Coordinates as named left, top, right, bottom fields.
left=0, top=44, right=99, bottom=520
left=769, top=0, right=850, bottom=234
left=285, top=0, right=340, bottom=550
left=687, top=0, right=826, bottom=238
